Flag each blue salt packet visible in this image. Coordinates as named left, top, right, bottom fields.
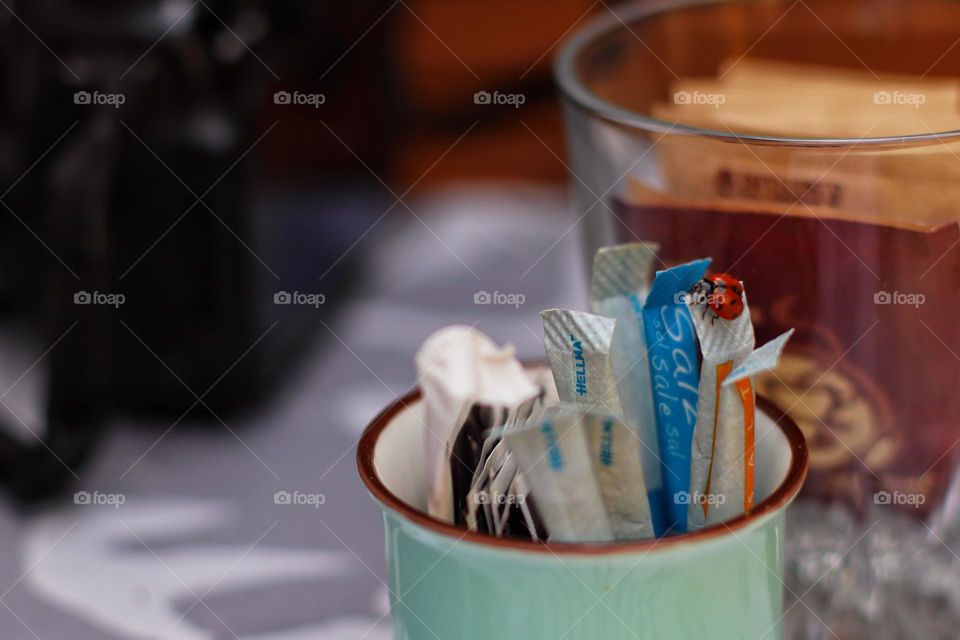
left=642, top=258, right=711, bottom=534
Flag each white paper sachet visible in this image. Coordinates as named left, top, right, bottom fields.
left=540, top=309, right=654, bottom=540
left=686, top=286, right=755, bottom=530
left=590, top=242, right=667, bottom=535
left=465, top=436, right=507, bottom=531
left=541, top=309, right=621, bottom=409
left=686, top=279, right=794, bottom=530
left=720, top=329, right=794, bottom=511
left=503, top=405, right=618, bottom=542
left=584, top=410, right=655, bottom=539
left=415, top=326, right=538, bottom=523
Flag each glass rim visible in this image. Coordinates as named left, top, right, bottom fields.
left=552, top=0, right=960, bottom=148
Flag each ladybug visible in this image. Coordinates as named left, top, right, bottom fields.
left=690, top=273, right=745, bottom=321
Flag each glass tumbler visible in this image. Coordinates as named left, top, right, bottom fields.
left=555, top=1, right=960, bottom=637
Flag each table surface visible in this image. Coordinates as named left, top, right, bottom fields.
left=0, top=184, right=585, bottom=640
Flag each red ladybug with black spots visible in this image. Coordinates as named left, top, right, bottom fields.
left=690, top=273, right=745, bottom=321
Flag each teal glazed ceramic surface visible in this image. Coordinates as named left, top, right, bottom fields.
left=358, top=374, right=808, bottom=640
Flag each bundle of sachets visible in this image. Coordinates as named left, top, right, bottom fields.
left=414, top=244, right=794, bottom=543
left=415, top=326, right=546, bottom=539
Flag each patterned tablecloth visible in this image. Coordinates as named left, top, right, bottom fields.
left=0, top=185, right=582, bottom=640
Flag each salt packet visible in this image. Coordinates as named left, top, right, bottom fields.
left=540, top=310, right=654, bottom=539
left=415, top=326, right=540, bottom=524
left=686, top=280, right=794, bottom=529
left=590, top=242, right=667, bottom=535
left=642, top=258, right=711, bottom=533
left=504, top=404, right=654, bottom=542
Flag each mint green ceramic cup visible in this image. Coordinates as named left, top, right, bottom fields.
left=358, top=367, right=808, bottom=640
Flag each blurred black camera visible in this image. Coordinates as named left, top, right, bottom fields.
left=0, top=0, right=367, bottom=499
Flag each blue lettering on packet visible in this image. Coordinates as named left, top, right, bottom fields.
left=570, top=335, right=587, bottom=396
left=642, top=258, right=710, bottom=533
left=540, top=421, right=564, bottom=471
left=599, top=418, right=614, bottom=466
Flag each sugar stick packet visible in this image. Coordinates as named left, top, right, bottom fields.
left=415, top=326, right=540, bottom=524
left=465, top=436, right=545, bottom=540
left=465, top=366, right=554, bottom=539
left=504, top=404, right=654, bottom=542
left=540, top=310, right=655, bottom=539
left=685, top=285, right=754, bottom=530
left=721, top=330, right=794, bottom=513
left=449, top=390, right=541, bottom=536
left=686, top=282, right=794, bottom=529
left=642, top=258, right=711, bottom=534
left=590, top=242, right=667, bottom=535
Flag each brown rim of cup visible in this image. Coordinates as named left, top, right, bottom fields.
left=357, top=389, right=808, bottom=555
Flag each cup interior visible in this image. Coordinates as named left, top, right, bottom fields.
left=361, top=366, right=806, bottom=549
